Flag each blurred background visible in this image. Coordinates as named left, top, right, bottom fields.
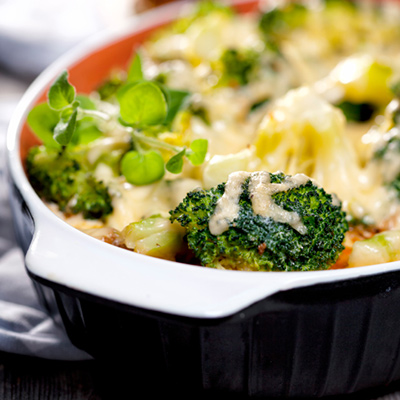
left=0, top=0, right=175, bottom=79
left=0, top=0, right=174, bottom=135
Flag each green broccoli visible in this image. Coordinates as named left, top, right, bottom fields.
left=26, top=146, right=113, bottom=220
left=96, top=73, right=125, bottom=100
left=372, top=128, right=400, bottom=199
left=258, top=2, right=307, bottom=41
left=335, top=101, right=376, bottom=122
left=170, top=171, right=348, bottom=271
left=219, top=48, right=260, bottom=86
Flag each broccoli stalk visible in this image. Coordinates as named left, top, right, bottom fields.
left=348, top=229, right=400, bottom=268
left=170, top=171, right=348, bottom=271
left=26, top=146, right=113, bottom=220
left=122, top=214, right=187, bottom=261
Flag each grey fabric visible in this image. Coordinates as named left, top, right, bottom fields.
left=0, top=93, right=91, bottom=360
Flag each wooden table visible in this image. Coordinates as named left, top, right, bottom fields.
left=2, top=348, right=400, bottom=399
left=0, top=351, right=100, bottom=399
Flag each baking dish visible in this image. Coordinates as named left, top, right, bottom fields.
left=6, top=0, right=400, bottom=397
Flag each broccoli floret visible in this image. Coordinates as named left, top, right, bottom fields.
left=26, top=146, right=113, bottom=220
left=372, top=128, right=400, bottom=199
left=219, top=48, right=260, bottom=86
left=96, top=72, right=125, bottom=100
left=170, top=171, right=348, bottom=271
left=335, top=101, right=376, bottom=122
left=368, top=95, right=400, bottom=199
left=259, top=2, right=307, bottom=40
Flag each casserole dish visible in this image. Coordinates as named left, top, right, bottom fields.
left=7, top=0, right=400, bottom=397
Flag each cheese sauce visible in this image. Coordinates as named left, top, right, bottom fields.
left=209, top=171, right=308, bottom=236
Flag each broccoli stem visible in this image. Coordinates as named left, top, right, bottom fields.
left=130, top=129, right=182, bottom=153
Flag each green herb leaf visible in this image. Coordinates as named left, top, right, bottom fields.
left=166, top=149, right=186, bottom=174
left=127, top=52, right=144, bottom=82
left=53, top=109, right=78, bottom=146
left=118, top=81, right=168, bottom=127
left=69, top=95, right=102, bottom=145
left=27, top=103, right=62, bottom=148
left=71, top=119, right=103, bottom=146
left=121, top=149, right=165, bottom=185
left=48, top=71, right=76, bottom=110
left=75, top=95, right=96, bottom=110
left=164, top=89, right=190, bottom=126
left=186, top=139, right=208, bottom=165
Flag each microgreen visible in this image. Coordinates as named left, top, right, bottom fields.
left=75, top=95, right=97, bottom=110
left=164, top=139, right=208, bottom=174
left=163, top=89, right=191, bottom=127
left=127, top=52, right=144, bottom=82
left=27, top=103, right=61, bottom=148
left=48, top=71, right=76, bottom=110
left=166, top=149, right=186, bottom=174
left=70, top=95, right=103, bottom=145
left=186, top=139, right=208, bottom=165
left=118, top=81, right=168, bottom=126
left=121, top=150, right=165, bottom=185
left=28, top=69, right=209, bottom=187
left=53, top=109, right=78, bottom=146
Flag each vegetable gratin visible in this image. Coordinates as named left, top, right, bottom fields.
left=25, top=0, right=400, bottom=271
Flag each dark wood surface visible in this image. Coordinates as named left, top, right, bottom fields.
left=0, top=351, right=150, bottom=399
left=2, top=349, right=400, bottom=400
left=0, top=352, right=101, bottom=400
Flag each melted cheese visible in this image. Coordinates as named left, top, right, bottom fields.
left=249, top=171, right=308, bottom=235
left=209, top=171, right=308, bottom=236
left=209, top=171, right=250, bottom=235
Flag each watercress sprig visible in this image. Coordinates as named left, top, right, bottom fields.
left=117, top=76, right=207, bottom=184
left=45, top=71, right=106, bottom=147
left=114, top=52, right=207, bottom=184
left=27, top=64, right=208, bottom=186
